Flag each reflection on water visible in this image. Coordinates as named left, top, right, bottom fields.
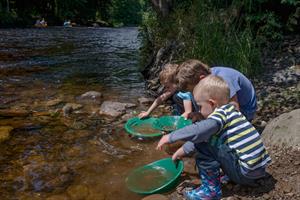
left=0, top=27, right=168, bottom=200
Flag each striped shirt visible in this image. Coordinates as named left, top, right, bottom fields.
left=208, top=104, right=271, bottom=173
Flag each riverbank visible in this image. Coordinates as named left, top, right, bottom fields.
left=142, top=35, right=299, bottom=200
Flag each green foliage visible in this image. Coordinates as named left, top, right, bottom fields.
left=0, top=10, right=17, bottom=26
left=108, top=0, right=143, bottom=26
left=140, top=0, right=299, bottom=76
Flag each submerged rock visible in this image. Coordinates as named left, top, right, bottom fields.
left=99, top=101, right=136, bottom=118
left=80, top=91, right=102, bottom=99
left=67, top=184, right=90, bottom=200
left=77, top=91, right=103, bottom=105
left=0, top=109, right=31, bottom=117
left=46, top=99, right=63, bottom=107
left=138, top=97, right=155, bottom=105
left=62, top=103, right=83, bottom=116
left=0, top=126, right=13, bottom=142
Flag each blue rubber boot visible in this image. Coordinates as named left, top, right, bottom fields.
left=184, top=168, right=222, bottom=200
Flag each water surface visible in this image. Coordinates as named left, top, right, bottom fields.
left=0, top=27, right=168, bottom=200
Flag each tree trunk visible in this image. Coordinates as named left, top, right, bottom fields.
left=151, top=0, right=172, bottom=17
left=54, top=0, right=58, bottom=18
left=6, top=0, right=9, bottom=13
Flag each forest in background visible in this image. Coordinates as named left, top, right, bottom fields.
left=0, top=0, right=145, bottom=27
left=0, top=0, right=299, bottom=77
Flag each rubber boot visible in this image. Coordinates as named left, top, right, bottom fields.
left=184, top=168, right=222, bottom=200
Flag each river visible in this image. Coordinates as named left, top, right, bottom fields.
left=0, top=27, right=168, bottom=200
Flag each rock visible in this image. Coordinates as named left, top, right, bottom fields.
left=46, top=99, right=63, bottom=107
left=138, top=97, right=155, bottom=105
left=0, top=109, right=31, bottom=117
left=62, top=103, right=83, bottom=116
left=80, top=91, right=102, bottom=99
left=260, top=120, right=267, bottom=128
left=77, top=91, right=103, bottom=105
left=23, top=163, right=74, bottom=192
left=121, top=113, right=135, bottom=121
left=262, top=193, right=270, bottom=199
left=141, top=194, right=169, bottom=200
left=262, top=109, right=300, bottom=149
left=99, top=101, right=136, bottom=118
left=0, top=126, right=13, bottom=142
left=67, top=184, right=90, bottom=200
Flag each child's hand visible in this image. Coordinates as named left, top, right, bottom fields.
left=172, top=146, right=186, bottom=161
left=138, top=111, right=149, bottom=119
left=181, top=112, right=189, bottom=120
left=156, top=134, right=170, bottom=150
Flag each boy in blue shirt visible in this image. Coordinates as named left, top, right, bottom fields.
left=139, top=63, right=198, bottom=119
left=157, top=75, right=271, bottom=200
left=176, top=59, right=257, bottom=121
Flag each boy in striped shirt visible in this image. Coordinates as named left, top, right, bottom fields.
left=157, top=75, right=271, bottom=200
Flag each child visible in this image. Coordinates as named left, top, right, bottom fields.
left=176, top=59, right=257, bottom=121
left=139, top=63, right=198, bottom=119
left=157, top=75, right=271, bottom=200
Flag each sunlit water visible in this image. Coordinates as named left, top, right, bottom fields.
left=0, top=27, right=168, bottom=200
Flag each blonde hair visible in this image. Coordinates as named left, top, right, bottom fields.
left=159, top=63, right=179, bottom=85
left=177, top=59, right=211, bottom=90
left=193, top=75, right=230, bottom=103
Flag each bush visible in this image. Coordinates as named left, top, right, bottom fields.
left=139, top=0, right=263, bottom=76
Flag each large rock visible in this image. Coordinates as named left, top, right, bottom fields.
left=0, top=126, right=13, bottom=142
left=262, top=109, right=300, bottom=149
left=99, top=101, right=136, bottom=118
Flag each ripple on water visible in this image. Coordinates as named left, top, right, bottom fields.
left=0, top=27, right=168, bottom=200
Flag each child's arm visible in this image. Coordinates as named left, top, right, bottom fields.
left=139, top=90, right=174, bottom=118
left=156, top=118, right=221, bottom=152
left=181, top=100, right=193, bottom=119
left=229, top=94, right=240, bottom=111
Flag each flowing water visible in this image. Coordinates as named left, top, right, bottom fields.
left=0, top=27, right=168, bottom=200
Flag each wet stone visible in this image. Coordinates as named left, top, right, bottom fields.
left=62, top=103, right=83, bottom=116
left=99, top=101, right=136, bottom=118
left=0, top=126, right=13, bottom=142
left=0, top=109, right=31, bottom=117
left=80, top=91, right=102, bottom=99
left=67, top=184, right=90, bottom=200
left=46, top=99, right=63, bottom=107
left=138, top=97, right=155, bottom=105
left=77, top=91, right=103, bottom=105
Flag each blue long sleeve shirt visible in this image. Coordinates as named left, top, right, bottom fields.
left=168, top=118, right=220, bottom=154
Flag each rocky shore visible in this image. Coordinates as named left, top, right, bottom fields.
left=141, top=35, right=300, bottom=200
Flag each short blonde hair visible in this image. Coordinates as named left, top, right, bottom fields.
left=159, top=63, right=179, bottom=85
left=193, top=75, right=230, bottom=103
left=177, top=59, right=211, bottom=90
